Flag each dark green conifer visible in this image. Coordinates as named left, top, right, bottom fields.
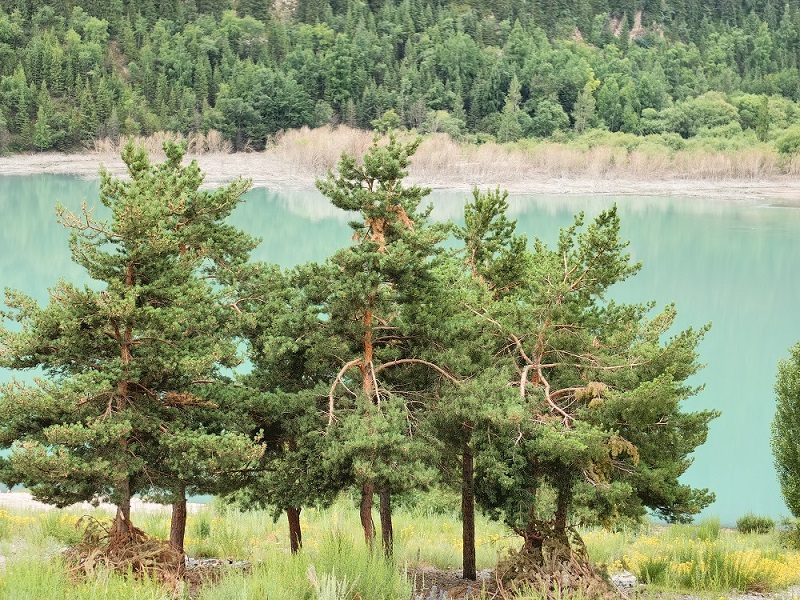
left=470, top=206, right=717, bottom=592
left=232, top=262, right=347, bottom=554
left=316, top=134, right=451, bottom=557
left=0, top=142, right=258, bottom=555
left=430, top=187, right=529, bottom=580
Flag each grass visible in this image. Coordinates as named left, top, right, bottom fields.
left=197, top=535, right=410, bottom=600
left=737, top=513, right=776, bottom=534
left=584, top=517, right=800, bottom=594
left=0, top=500, right=798, bottom=599
left=0, top=496, right=512, bottom=599
left=0, top=558, right=176, bottom=599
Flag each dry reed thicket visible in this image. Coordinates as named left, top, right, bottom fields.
left=78, top=125, right=800, bottom=195
left=412, top=133, right=789, bottom=181
left=269, top=125, right=376, bottom=174
left=93, top=130, right=232, bottom=157
left=266, top=127, right=800, bottom=187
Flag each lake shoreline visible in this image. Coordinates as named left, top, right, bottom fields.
left=0, top=490, right=203, bottom=515
left=1, top=148, right=799, bottom=204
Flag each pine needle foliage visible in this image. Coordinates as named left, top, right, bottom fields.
left=445, top=200, right=718, bottom=594
left=316, top=133, right=452, bottom=556
left=0, top=141, right=260, bottom=544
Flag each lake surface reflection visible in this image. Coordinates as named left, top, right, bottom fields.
left=2, top=174, right=799, bottom=525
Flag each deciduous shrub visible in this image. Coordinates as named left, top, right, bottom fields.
left=736, top=514, right=775, bottom=534
left=775, top=126, right=800, bottom=154
left=778, top=518, right=800, bottom=549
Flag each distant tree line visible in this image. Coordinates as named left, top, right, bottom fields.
left=0, top=139, right=716, bottom=591
left=2, top=0, right=800, bottom=151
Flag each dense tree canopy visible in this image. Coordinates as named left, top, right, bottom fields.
left=2, top=0, right=800, bottom=151
left=426, top=186, right=716, bottom=592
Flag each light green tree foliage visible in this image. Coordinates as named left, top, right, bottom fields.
left=33, top=104, right=51, bottom=150
left=572, top=77, right=599, bottom=133
left=371, top=108, right=402, bottom=133
left=529, top=99, right=570, bottom=137
left=756, top=95, right=771, bottom=142
left=316, top=134, right=451, bottom=557
left=0, top=112, right=8, bottom=152
left=420, top=109, right=466, bottom=138
left=497, top=75, right=531, bottom=142
left=665, top=91, right=740, bottom=137
left=772, top=343, right=800, bottom=516
left=471, top=206, right=717, bottom=588
left=0, top=142, right=259, bottom=549
left=732, top=94, right=769, bottom=133
left=638, top=107, right=669, bottom=134
left=776, top=125, right=800, bottom=154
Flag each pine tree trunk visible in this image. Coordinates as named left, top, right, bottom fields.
left=360, top=481, right=376, bottom=552
left=170, top=486, right=187, bottom=555
left=287, top=506, right=302, bottom=554
left=554, top=486, right=569, bottom=535
left=286, top=438, right=303, bottom=554
left=379, top=487, right=393, bottom=558
left=112, top=476, right=133, bottom=540
left=519, top=487, right=572, bottom=562
left=111, top=264, right=136, bottom=544
left=361, top=308, right=374, bottom=397
left=462, top=443, right=477, bottom=580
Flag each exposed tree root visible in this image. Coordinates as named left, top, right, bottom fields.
left=64, top=516, right=185, bottom=592
left=495, top=526, right=624, bottom=600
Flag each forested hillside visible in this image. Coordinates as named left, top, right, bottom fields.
left=2, top=0, right=800, bottom=152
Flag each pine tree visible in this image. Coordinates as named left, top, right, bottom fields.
left=193, top=53, right=212, bottom=109
left=497, top=74, right=526, bottom=143
left=316, top=134, right=452, bottom=557
left=33, top=81, right=55, bottom=150
left=33, top=104, right=51, bottom=150
left=232, top=262, right=347, bottom=554
left=431, top=187, right=529, bottom=580
left=0, top=112, right=9, bottom=153
left=470, top=206, right=717, bottom=593
left=572, top=78, right=599, bottom=133
left=238, top=0, right=271, bottom=21
left=0, top=142, right=258, bottom=557
left=77, top=80, right=98, bottom=141
left=756, top=95, right=770, bottom=142
left=15, top=93, right=32, bottom=150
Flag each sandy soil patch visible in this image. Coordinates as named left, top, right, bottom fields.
left=1, top=150, right=799, bottom=202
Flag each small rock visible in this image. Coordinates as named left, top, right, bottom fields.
left=184, top=556, right=251, bottom=571
left=611, top=570, right=637, bottom=589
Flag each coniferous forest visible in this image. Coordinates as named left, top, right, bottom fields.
left=2, top=0, right=800, bottom=152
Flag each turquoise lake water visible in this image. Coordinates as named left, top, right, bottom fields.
left=2, top=173, right=799, bottom=525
